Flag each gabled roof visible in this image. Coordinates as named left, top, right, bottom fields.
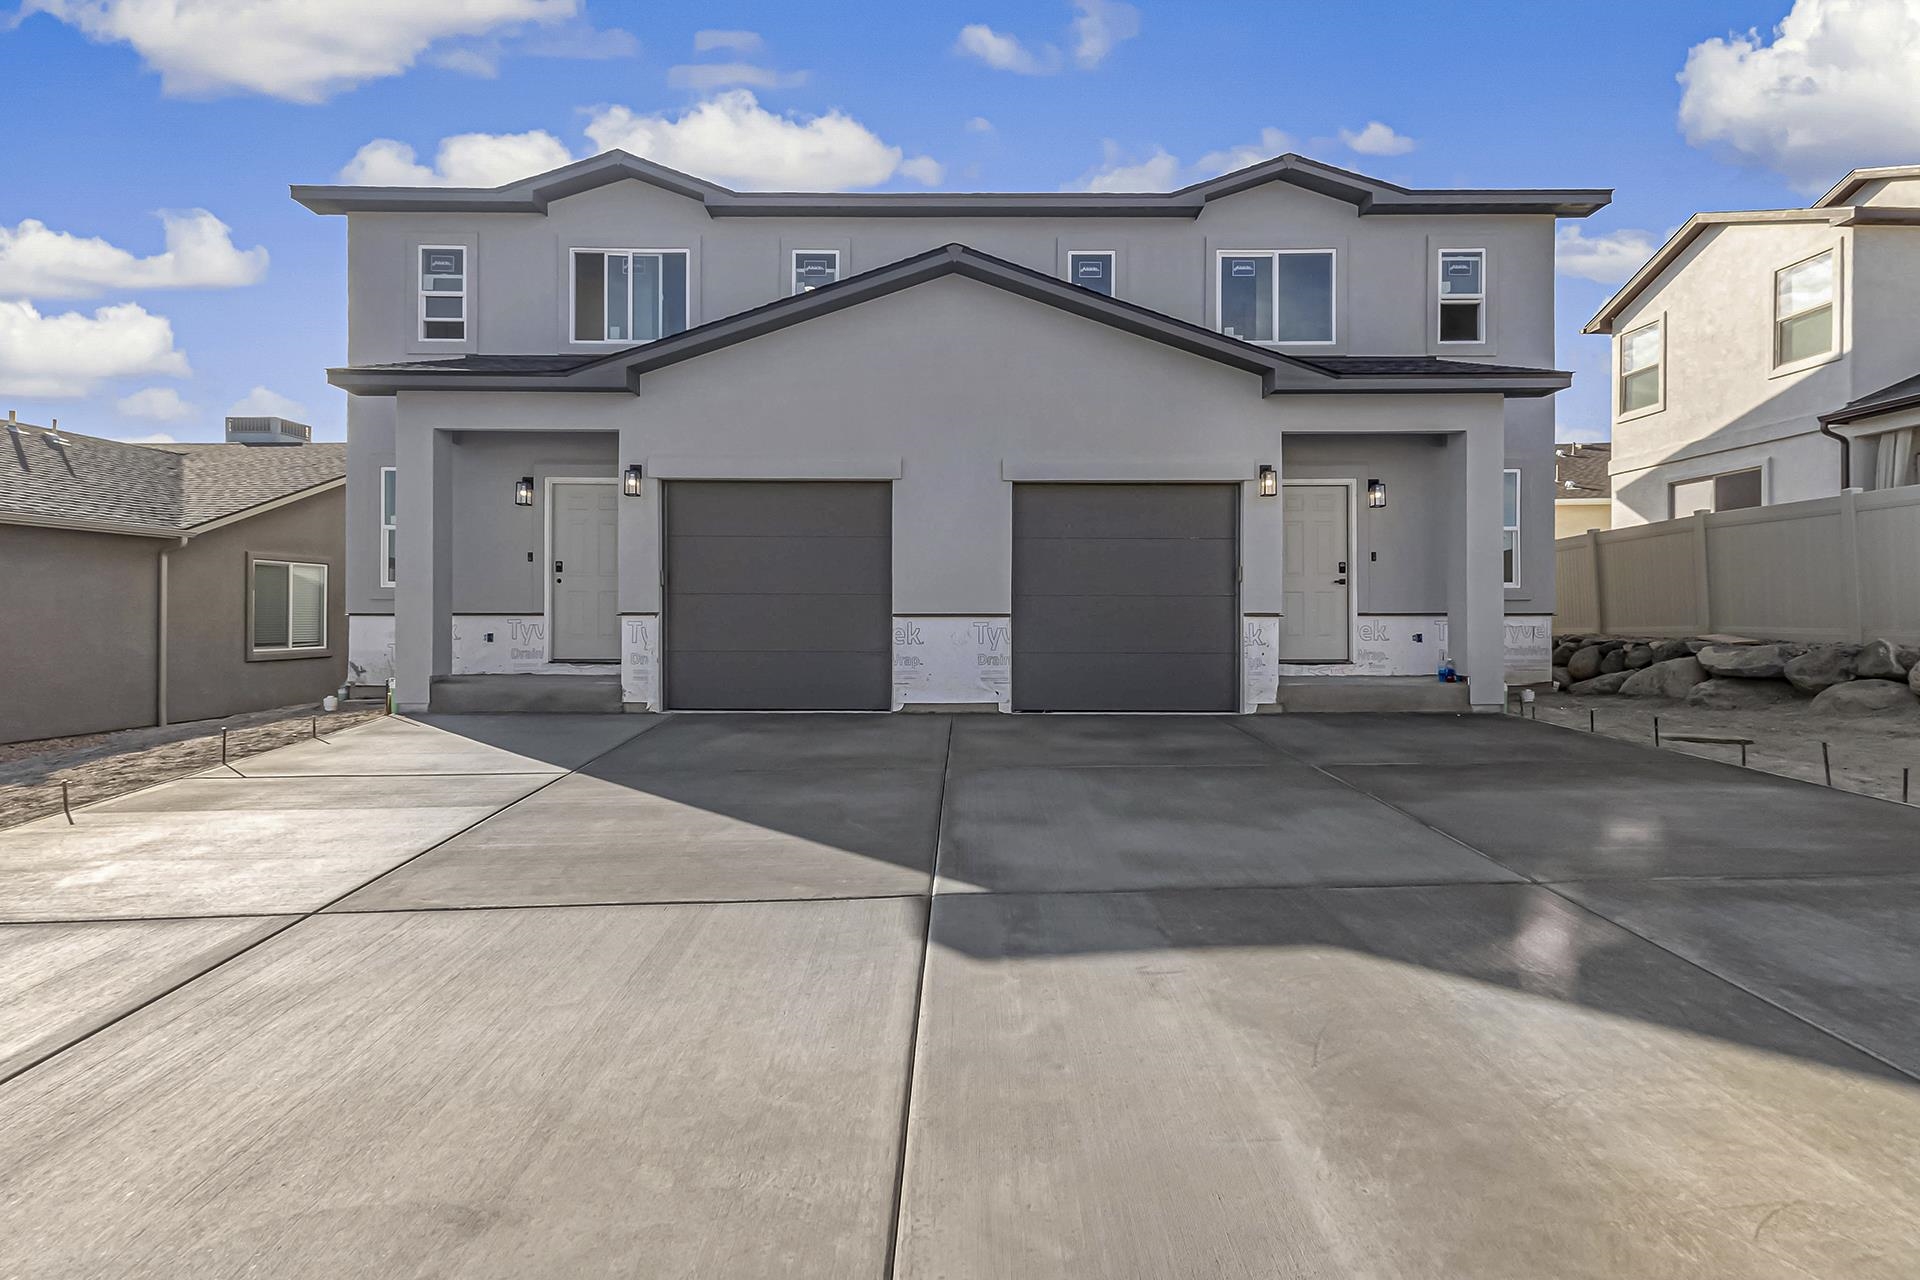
left=1813, top=164, right=1920, bottom=208
left=1820, top=370, right=1920, bottom=425
left=0, top=423, right=345, bottom=538
left=331, top=243, right=1571, bottom=400
left=1554, top=441, right=1612, bottom=500
left=294, top=149, right=1609, bottom=220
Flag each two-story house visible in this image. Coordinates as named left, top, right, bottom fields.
left=1584, top=165, right=1920, bottom=527
left=295, top=150, right=1607, bottom=714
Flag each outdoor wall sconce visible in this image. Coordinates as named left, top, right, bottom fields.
left=1367, top=478, right=1387, bottom=509
left=513, top=476, right=534, bottom=506
left=1257, top=464, right=1278, bottom=497
left=623, top=463, right=644, bottom=497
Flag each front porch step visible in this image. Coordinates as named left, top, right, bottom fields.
left=430, top=674, right=623, bottom=715
left=1272, top=676, right=1472, bottom=714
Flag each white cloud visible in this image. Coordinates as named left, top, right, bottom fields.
left=1195, top=127, right=1296, bottom=177
left=954, top=24, right=1061, bottom=74
left=0, top=210, right=266, bottom=299
left=1069, top=128, right=1293, bottom=192
left=228, top=386, right=306, bottom=419
left=897, top=155, right=946, bottom=186
left=120, top=431, right=180, bottom=444
left=22, top=0, right=578, bottom=103
left=430, top=17, right=638, bottom=78
left=584, top=90, right=927, bottom=191
left=1678, top=0, right=1920, bottom=189
left=0, top=300, right=189, bottom=397
left=339, top=130, right=575, bottom=186
left=667, top=62, right=807, bottom=91
left=116, top=386, right=194, bottom=420
left=1069, top=0, right=1139, bottom=68
left=693, top=29, right=763, bottom=54
left=1338, top=120, right=1416, bottom=156
left=1555, top=226, right=1665, bottom=284
left=965, top=116, right=995, bottom=134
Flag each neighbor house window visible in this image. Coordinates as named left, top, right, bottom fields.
left=1502, top=469, right=1521, bottom=588
left=1619, top=319, right=1662, bottom=415
left=1774, top=250, right=1835, bottom=368
left=252, top=560, right=328, bottom=653
left=1671, top=468, right=1762, bottom=518
left=1068, top=251, right=1115, bottom=296
left=379, top=466, right=397, bottom=589
left=792, top=249, right=839, bottom=294
left=572, top=249, right=689, bottom=343
left=1217, top=249, right=1335, bottom=344
left=419, top=247, right=466, bottom=341
left=1438, top=249, right=1485, bottom=343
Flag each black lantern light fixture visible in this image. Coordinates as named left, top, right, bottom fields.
left=1367, top=478, right=1387, bottom=509
left=623, top=463, right=644, bottom=497
left=513, top=476, right=534, bottom=506
left=1257, top=464, right=1278, bottom=498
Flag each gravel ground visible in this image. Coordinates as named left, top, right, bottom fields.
left=1528, top=690, right=1920, bottom=804
left=0, top=702, right=389, bottom=830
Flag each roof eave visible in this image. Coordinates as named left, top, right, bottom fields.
left=1263, top=373, right=1571, bottom=398
left=1820, top=392, right=1920, bottom=425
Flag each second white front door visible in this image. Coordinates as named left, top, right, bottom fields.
left=550, top=480, right=619, bottom=660
left=1280, top=484, right=1351, bottom=662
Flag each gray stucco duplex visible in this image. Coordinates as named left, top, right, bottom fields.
left=295, top=151, right=1607, bottom=713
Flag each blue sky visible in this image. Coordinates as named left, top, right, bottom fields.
left=2, top=0, right=1908, bottom=444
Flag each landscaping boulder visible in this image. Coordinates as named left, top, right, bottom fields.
left=1619, top=655, right=1709, bottom=699
left=1912, top=661, right=1920, bottom=696
left=1569, top=671, right=1632, bottom=695
left=1624, top=644, right=1655, bottom=669
left=1783, top=645, right=1859, bottom=694
left=1566, top=646, right=1606, bottom=682
left=1697, top=643, right=1795, bottom=679
left=1686, top=678, right=1806, bottom=710
left=1854, top=638, right=1920, bottom=680
left=1552, top=641, right=1578, bottom=667
left=1651, top=638, right=1693, bottom=663
left=1552, top=666, right=1573, bottom=689
left=1810, top=679, right=1919, bottom=717
left=1599, top=649, right=1628, bottom=675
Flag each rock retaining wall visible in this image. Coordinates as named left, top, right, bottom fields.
left=1552, top=635, right=1920, bottom=717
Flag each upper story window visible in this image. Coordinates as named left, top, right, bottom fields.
left=1068, top=251, right=1115, bottom=296
left=1438, top=249, right=1486, bottom=344
left=1619, top=318, right=1663, bottom=416
left=1217, top=249, right=1335, bottom=345
left=573, top=249, right=689, bottom=343
left=1774, top=250, right=1835, bottom=368
left=419, top=247, right=466, bottom=341
left=792, top=249, right=840, bottom=293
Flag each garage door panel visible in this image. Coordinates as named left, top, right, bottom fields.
left=1013, top=539, right=1238, bottom=597
left=1013, top=654, right=1237, bottom=713
left=668, top=535, right=891, bottom=596
left=667, top=653, right=891, bottom=711
left=1014, top=484, right=1238, bottom=540
left=1014, top=595, right=1239, bottom=655
left=665, top=482, right=891, bottom=538
left=668, top=594, right=893, bottom=654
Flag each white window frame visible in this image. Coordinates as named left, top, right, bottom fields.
left=1066, top=249, right=1117, bottom=297
left=1502, top=468, right=1521, bottom=589
left=379, top=465, right=397, bottom=589
left=1214, top=248, right=1338, bottom=347
left=1669, top=466, right=1766, bottom=519
left=569, top=247, right=691, bottom=345
left=1771, top=248, right=1838, bottom=375
left=790, top=248, right=841, bottom=295
left=418, top=245, right=467, bottom=343
left=1617, top=316, right=1665, bottom=421
left=1436, top=247, right=1487, bottom=345
left=250, top=558, right=329, bottom=655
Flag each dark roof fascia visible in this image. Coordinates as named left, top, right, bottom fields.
left=1180, top=155, right=1610, bottom=218
left=1261, top=373, right=1570, bottom=398
left=705, top=192, right=1202, bottom=219
left=330, top=365, right=629, bottom=395
left=1819, top=374, right=1920, bottom=425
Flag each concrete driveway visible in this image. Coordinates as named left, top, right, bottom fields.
left=1, top=711, right=1917, bottom=1278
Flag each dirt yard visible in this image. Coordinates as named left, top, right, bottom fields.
left=1531, top=690, right=1920, bottom=804
left=0, top=702, right=388, bottom=830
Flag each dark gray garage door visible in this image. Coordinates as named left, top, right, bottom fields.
left=1012, top=484, right=1239, bottom=712
left=664, top=481, right=891, bottom=710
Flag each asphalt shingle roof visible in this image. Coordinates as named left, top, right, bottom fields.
left=1555, top=441, right=1612, bottom=500
left=1821, top=371, right=1920, bottom=425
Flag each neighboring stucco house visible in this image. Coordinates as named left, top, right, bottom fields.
left=0, top=415, right=347, bottom=744
left=295, top=150, right=1607, bottom=714
left=1584, top=165, right=1920, bottom=527
left=1553, top=441, right=1613, bottom=538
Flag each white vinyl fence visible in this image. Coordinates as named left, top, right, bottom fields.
left=1555, top=487, right=1920, bottom=643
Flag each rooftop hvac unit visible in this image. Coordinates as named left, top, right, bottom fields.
left=225, top=416, right=313, bottom=446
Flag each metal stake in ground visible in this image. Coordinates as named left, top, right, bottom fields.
left=1822, top=741, right=1832, bottom=787
left=1653, top=715, right=1661, bottom=748
left=221, top=727, right=228, bottom=766
left=61, top=781, right=73, bottom=826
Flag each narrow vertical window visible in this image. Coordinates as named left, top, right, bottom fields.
left=379, top=466, right=398, bottom=588
left=251, top=560, right=329, bottom=653
left=793, top=249, right=840, bottom=293
left=419, top=247, right=466, bottom=341
left=1619, top=320, right=1662, bottom=414
left=1438, top=249, right=1485, bottom=343
left=572, top=250, right=689, bottom=343
left=1774, top=250, right=1834, bottom=367
left=1502, top=469, right=1521, bottom=588
left=1068, top=251, right=1115, bottom=296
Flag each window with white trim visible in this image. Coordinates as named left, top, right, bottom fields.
left=1438, top=249, right=1485, bottom=343
left=251, top=560, right=328, bottom=653
left=419, top=247, right=466, bottom=341
left=572, top=249, right=690, bottom=343
left=1068, top=250, right=1115, bottom=296
left=1774, top=250, right=1834, bottom=368
left=792, top=249, right=839, bottom=293
left=1217, top=249, right=1335, bottom=344
left=1670, top=468, right=1762, bottom=518
left=1502, top=469, right=1521, bottom=588
left=1619, top=319, right=1662, bottom=414
left=379, top=466, right=397, bottom=589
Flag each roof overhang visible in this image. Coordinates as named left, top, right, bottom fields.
left=1813, top=164, right=1920, bottom=208
left=0, top=510, right=187, bottom=539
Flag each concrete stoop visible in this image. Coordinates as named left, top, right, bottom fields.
left=1272, top=676, right=1472, bottom=713
left=429, top=674, right=624, bottom=715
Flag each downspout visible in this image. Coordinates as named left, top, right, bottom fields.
left=1818, top=421, right=1851, bottom=490
left=156, top=536, right=185, bottom=727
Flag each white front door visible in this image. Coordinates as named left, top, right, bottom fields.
left=550, top=481, right=619, bottom=660
left=1280, top=484, right=1350, bottom=662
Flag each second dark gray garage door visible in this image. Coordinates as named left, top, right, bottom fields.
left=664, top=481, right=891, bottom=710
left=1012, top=483, right=1239, bottom=712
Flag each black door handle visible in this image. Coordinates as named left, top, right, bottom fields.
left=1332, top=578, right=1347, bottom=585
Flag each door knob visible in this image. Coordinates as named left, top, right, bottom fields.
left=1332, top=577, right=1347, bottom=585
